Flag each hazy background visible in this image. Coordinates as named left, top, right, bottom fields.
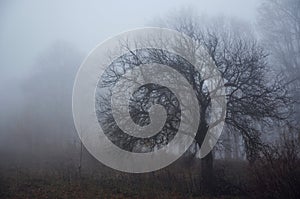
left=0, top=0, right=259, bottom=75
left=0, top=0, right=260, bottom=119
left=4, top=1, right=299, bottom=198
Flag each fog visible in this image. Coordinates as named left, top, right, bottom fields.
left=1, top=0, right=299, bottom=198
left=0, top=0, right=259, bottom=74
left=0, top=0, right=260, bottom=152
left=0, top=0, right=260, bottom=120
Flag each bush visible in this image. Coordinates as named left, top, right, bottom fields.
left=250, top=137, right=300, bottom=199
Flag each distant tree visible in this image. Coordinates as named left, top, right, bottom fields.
left=21, top=41, right=83, bottom=166
left=258, top=0, right=300, bottom=124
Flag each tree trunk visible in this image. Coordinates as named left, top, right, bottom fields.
left=195, top=118, right=214, bottom=195
left=233, top=133, right=239, bottom=159
left=201, top=151, right=214, bottom=195
left=224, top=132, right=231, bottom=160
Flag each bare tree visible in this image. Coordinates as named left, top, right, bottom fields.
left=96, top=13, right=292, bottom=195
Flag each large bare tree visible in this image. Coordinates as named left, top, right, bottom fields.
left=96, top=13, right=292, bottom=194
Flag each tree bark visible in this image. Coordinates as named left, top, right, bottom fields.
left=224, top=132, right=231, bottom=160
left=201, top=151, right=214, bottom=195
left=195, top=118, right=214, bottom=195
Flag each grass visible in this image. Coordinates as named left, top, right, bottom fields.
left=0, top=165, right=250, bottom=199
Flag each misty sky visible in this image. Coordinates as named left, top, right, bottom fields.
left=0, top=0, right=261, bottom=79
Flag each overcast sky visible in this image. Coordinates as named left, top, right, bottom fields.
left=0, top=0, right=261, bottom=78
